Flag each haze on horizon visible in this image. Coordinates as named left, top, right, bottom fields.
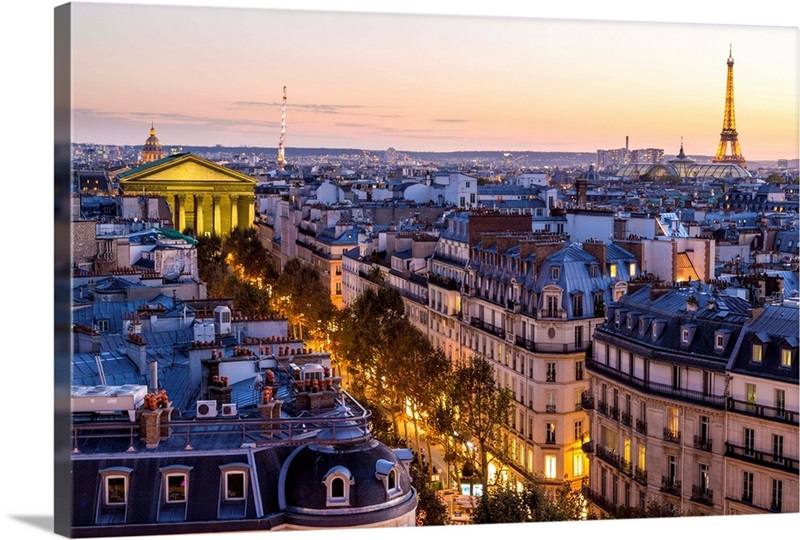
left=70, top=3, right=799, bottom=161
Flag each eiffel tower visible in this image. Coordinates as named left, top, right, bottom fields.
left=712, top=46, right=746, bottom=169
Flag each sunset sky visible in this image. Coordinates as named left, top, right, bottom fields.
left=69, top=1, right=799, bottom=161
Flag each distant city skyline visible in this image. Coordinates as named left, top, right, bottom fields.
left=71, top=3, right=799, bottom=161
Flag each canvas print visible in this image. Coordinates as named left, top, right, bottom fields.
left=55, top=2, right=799, bottom=537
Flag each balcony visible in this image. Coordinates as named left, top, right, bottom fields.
left=724, top=442, right=799, bottom=474
left=691, top=485, right=714, bottom=506
left=663, top=428, right=681, bottom=444
left=580, top=391, right=594, bottom=410
left=581, top=441, right=594, bottom=454
left=597, top=400, right=609, bottom=416
left=620, top=458, right=632, bottom=477
left=596, top=445, right=620, bottom=468
left=470, top=317, right=505, bottom=339
left=513, top=335, right=587, bottom=353
left=545, top=405, right=556, bottom=413
left=539, top=308, right=565, bottom=320
left=586, top=357, right=726, bottom=409
left=727, top=397, right=799, bottom=426
left=634, top=466, right=647, bottom=485
left=583, top=487, right=618, bottom=517
left=635, top=419, right=648, bottom=436
left=661, top=476, right=682, bottom=497
left=428, top=272, right=461, bottom=291
left=621, top=411, right=632, bottom=428
left=693, top=435, right=713, bottom=452
left=609, top=406, right=620, bottom=422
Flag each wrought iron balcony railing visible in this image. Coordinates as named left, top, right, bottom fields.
left=634, top=466, right=647, bottom=485
left=691, top=485, right=713, bottom=506
left=621, top=411, right=632, bottom=427
left=581, top=391, right=594, bottom=410
left=725, top=442, right=799, bottom=474
left=596, top=445, right=620, bottom=468
left=727, top=397, right=799, bottom=426
left=635, top=419, right=648, bottom=436
left=693, top=435, right=713, bottom=452
left=661, top=476, right=682, bottom=497
left=663, top=428, right=681, bottom=444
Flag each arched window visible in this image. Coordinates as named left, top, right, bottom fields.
left=323, top=466, right=354, bottom=507
left=375, top=459, right=403, bottom=498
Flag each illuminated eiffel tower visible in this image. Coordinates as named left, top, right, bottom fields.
left=712, top=46, right=746, bottom=169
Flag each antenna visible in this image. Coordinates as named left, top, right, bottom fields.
left=277, top=86, right=287, bottom=171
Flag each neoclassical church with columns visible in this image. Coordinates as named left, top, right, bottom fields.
left=118, top=127, right=257, bottom=237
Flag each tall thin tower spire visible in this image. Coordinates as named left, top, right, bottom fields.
left=277, top=86, right=287, bottom=171
left=712, top=46, right=746, bottom=169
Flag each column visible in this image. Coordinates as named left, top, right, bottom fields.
left=174, top=194, right=187, bottom=233
left=229, top=195, right=239, bottom=232
left=212, top=195, right=222, bottom=236
left=244, top=195, right=255, bottom=229
left=194, top=194, right=205, bottom=236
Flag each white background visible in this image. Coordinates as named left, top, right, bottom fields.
left=1, top=1, right=798, bottom=539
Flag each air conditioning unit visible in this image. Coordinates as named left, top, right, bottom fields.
left=221, top=403, right=238, bottom=417
left=196, top=400, right=218, bottom=418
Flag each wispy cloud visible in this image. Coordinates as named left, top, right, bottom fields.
left=432, top=118, right=471, bottom=123
left=233, top=101, right=403, bottom=119
left=74, top=108, right=280, bottom=130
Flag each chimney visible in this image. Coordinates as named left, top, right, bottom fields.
left=149, top=361, right=159, bottom=391
left=582, top=239, right=608, bottom=276
left=532, top=238, right=567, bottom=275
left=126, top=334, right=148, bottom=375
left=615, top=238, right=645, bottom=274
left=576, top=178, right=588, bottom=207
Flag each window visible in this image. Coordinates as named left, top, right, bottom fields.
left=776, top=389, right=786, bottom=417
left=574, top=325, right=583, bottom=348
left=744, top=428, right=755, bottom=456
left=551, top=266, right=560, bottom=280
left=668, top=456, right=678, bottom=483
left=96, top=319, right=110, bottom=333
left=624, top=482, right=631, bottom=507
left=699, top=415, right=710, bottom=444
left=545, top=455, right=557, bottom=479
left=610, top=264, right=617, bottom=278
left=546, top=423, right=556, bottom=444
left=703, top=371, right=712, bottom=397
left=773, top=434, right=784, bottom=460
left=715, top=333, right=725, bottom=350
left=546, top=363, right=556, bottom=382
left=671, top=365, right=681, bottom=390
left=772, top=479, right=783, bottom=511
left=629, top=262, right=636, bottom=276
left=681, top=329, right=689, bottom=344
left=546, top=391, right=556, bottom=413
left=752, top=344, right=763, bottom=363
left=106, top=476, right=127, bottom=505
left=160, top=465, right=193, bottom=505
left=743, top=472, right=754, bottom=503
left=668, top=408, right=680, bottom=435
left=590, top=265, right=598, bottom=278
left=746, top=383, right=757, bottom=412
left=638, top=445, right=646, bottom=471
left=781, top=348, right=793, bottom=367
left=600, top=468, right=607, bottom=498
left=572, top=295, right=583, bottom=317
left=612, top=475, right=619, bottom=505
left=624, top=437, right=631, bottom=464
left=574, top=421, right=583, bottom=441
left=225, top=472, right=246, bottom=501
left=575, top=361, right=584, bottom=381
left=324, top=466, right=354, bottom=506
left=573, top=454, right=583, bottom=477
left=699, top=463, right=710, bottom=492
left=376, top=459, right=402, bottom=498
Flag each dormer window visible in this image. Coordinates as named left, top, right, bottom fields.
left=680, top=324, right=696, bottom=347
left=610, top=264, right=618, bottom=278
left=629, top=263, right=637, bottom=276
left=218, top=463, right=250, bottom=519
left=589, top=265, right=598, bottom=278
left=375, top=459, right=403, bottom=499
left=98, top=466, right=133, bottom=525
left=324, top=466, right=354, bottom=507
left=752, top=344, right=764, bottom=363
left=639, top=318, right=648, bottom=335
left=551, top=266, right=561, bottom=280
left=781, top=348, right=794, bottom=368
left=681, top=329, right=689, bottom=343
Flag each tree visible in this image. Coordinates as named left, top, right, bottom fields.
left=409, top=463, right=450, bottom=526
left=615, top=499, right=682, bottom=519
left=448, top=354, right=514, bottom=490
left=473, top=477, right=586, bottom=524
left=273, top=258, right=335, bottom=341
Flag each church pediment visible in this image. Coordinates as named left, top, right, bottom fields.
left=118, top=153, right=257, bottom=187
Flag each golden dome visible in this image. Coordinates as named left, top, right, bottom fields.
left=141, top=122, right=165, bottom=163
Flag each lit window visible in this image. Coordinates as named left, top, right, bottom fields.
left=752, top=344, right=763, bottom=363
left=545, top=455, right=557, bottom=479
left=629, top=263, right=636, bottom=276
left=166, top=474, right=187, bottom=503
left=546, top=422, right=556, bottom=444
left=610, top=264, right=617, bottom=278
left=781, top=349, right=792, bottom=367
left=573, top=454, right=584, bottom=477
